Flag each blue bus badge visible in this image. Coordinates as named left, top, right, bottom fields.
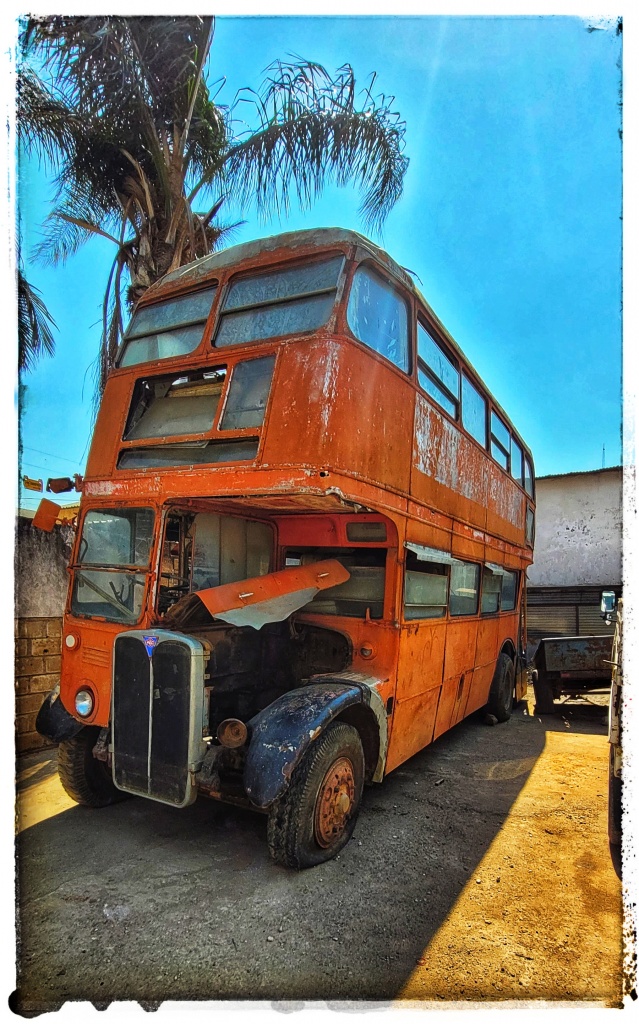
left=143, top=635, right=159, bottom=658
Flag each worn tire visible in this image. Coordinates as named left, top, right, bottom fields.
left=267, top=722, right=364, bottom=869
left=58, top=727, right=126, bottom=807
left=485, top=653, right=515, bottom=723
left=533, top=671, right=556, bottom=715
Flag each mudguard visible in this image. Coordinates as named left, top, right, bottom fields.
left=35, top=690, right=84, bottom=743
left=244, top=682, right=364, bottom=809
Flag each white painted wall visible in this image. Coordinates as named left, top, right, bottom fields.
left=527, top=468, right=622, bottom=587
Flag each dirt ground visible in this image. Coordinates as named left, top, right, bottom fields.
left=13, top=687, right=626, bottom=1014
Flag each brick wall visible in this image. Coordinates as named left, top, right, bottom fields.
left=15, top=617, right=62, bottom=754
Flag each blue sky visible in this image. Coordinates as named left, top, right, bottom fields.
left=16, top=14, right=623, bottom=510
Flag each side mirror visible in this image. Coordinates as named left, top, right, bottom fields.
left=601, top=590, right=616, bottom=623
left=32, top=498, right=61, bottom=532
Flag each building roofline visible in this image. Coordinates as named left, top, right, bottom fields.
left=537, top=465, right=622, bottom=481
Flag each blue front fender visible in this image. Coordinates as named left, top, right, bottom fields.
left=244, top=682, right=364, bottom=809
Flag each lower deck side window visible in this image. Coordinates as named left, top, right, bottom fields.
left=449, top=562, right=480, bottom=616
left=285, top=547, right=386, bottom=619
left=404, top=554, right=448, bottom=620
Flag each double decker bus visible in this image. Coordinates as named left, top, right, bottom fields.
left=37, top=228, right=535, bottom=868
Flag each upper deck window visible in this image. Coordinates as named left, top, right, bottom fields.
left=119, top=287, right=217, bottom=367
left=461, top=374, right=487, bottom=446
left=490, top=411, right=510, bottom=471
left=219, top=356, right=276, bottom=430
left=124, top=368, right=226, bottom=441
left=510, top=436, right=523, bottom=485
left=214, top=256, right=344, bottom=348
left=347, top=266, right=409, bottom=372
left=524, top=456, right=534, bottom=497
left=417, top=324, right=459, bottom=418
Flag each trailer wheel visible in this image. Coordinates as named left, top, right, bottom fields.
left=485, top=654, right=515, bottom=723
left=532, top=670, right=556, bottom=715
left=58, top=727, right=126, bottom=808
left=267, top=721, right=364, bottom=869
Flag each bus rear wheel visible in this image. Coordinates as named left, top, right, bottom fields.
left=485, top=653, right=515, bottom=723
left=58, top=726, right=126, bottom=808
left=266, top=722, right=364, bottom=869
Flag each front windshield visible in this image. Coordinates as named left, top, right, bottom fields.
left=71, top=508, right=155, bottom=623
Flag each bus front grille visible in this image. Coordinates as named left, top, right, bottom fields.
left=112, top=630, right=207, bottom=807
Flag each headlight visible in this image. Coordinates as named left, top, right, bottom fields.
left=75, top=689, right=94, bottom=717
left=65, top=633, right=80, bottom=650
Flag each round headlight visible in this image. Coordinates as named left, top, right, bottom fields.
left=75, top=689, right=94, bottom=717
left=65, top=633, right=80, bottom=650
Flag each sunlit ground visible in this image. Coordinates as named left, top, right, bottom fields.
left=397, top=695, right=623, bottom=1004
left=16, top=751, right=76, bottom=832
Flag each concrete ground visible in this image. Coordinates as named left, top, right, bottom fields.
left=13, top=688, right=625, bottom=1014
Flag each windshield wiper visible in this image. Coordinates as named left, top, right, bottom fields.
left=75, top=570, right=133, bottom=618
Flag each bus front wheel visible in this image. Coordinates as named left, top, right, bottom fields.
left=266, top=721, right=364, bottom=869
left=58, top=726, right=127, bottom=808
left=485, top=654, right=515, bottom=723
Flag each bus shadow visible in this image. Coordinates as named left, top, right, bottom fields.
left=15, top=702, right=558, bottom=1009
left=15, top=747, right=59, bottom=791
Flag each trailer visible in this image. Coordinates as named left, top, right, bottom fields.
left=531, top=634, right=613, bottom=714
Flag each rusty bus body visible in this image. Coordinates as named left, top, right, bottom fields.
left=37, top=228, right=535, bottom=867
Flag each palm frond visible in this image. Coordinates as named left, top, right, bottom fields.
left=16, top=67, right=79, bottom=166
left=18, top=267, right=57, bottom=371
left=33, top=207, right=119, bottom=266
left=225, top=58, right=408, bottom=232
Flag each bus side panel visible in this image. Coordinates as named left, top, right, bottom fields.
left=85, top=375, right=132, bottom=480
left=385, top=688, right=441, bottom=775
left=464, top=612, right=519, bottom=718
left=433, top=619, right=479, bottom=739
left=465, top=617, right=501, bottom=714
left=412, top=396, right=529, bottom=550
left=485, top=462, right=528, bottom=548
left=386, top=620, right=446, bottom=772
left=265, top=338, right=414, bottom=495
left=412, top=398, right=488, bottom=534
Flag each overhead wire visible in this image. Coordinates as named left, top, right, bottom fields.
left=21, top=446, right=84, bottom=467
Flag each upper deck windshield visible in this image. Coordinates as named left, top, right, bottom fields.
left=214, top=256, right=344, bottom=348
left=119, top=287, right=217, bottom=368
left=71, top=508, right=154, bottom=623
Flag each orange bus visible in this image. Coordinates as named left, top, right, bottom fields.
left=36, top=228, right=535, bottom=868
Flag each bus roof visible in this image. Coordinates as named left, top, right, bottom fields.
left=142, top=227, right=531, bottom=459
left=153, top=227, right=411, bottom=292
left=147, top=228, right=462, bottom=381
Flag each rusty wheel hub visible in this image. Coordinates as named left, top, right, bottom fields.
left=314, top=756, right=356, bottom=848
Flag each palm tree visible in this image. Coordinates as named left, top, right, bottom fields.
left=20, top=16, right=409, bottom=392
